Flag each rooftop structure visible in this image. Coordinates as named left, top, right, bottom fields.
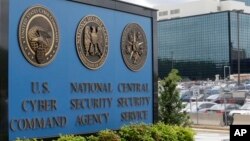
left=156, top=0, right=250, bottom=20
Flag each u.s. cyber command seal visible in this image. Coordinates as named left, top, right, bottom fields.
left=76, top=15, right=108, bottom=70
left=19, top=5, right=59, bottom=67
left=121, top=23, right=147, bottom=71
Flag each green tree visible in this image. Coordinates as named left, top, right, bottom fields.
left=158, top=69, right=190, bottom=126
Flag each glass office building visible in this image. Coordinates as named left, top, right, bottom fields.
left=158, top=11, right=250, bottom=80
left=237, top=0, right=250, bottom=6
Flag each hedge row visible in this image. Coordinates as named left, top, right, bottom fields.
left=16, top=123, right=195, bottom=141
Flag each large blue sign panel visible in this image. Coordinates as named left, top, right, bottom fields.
left=7, top=0, right=155, bottom=140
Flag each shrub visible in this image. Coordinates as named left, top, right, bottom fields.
left=119, top=124, right=154, bottom=141
left=97, top=130, right=121, bottom=141
left=15, top=123, right=195, bottom=141
left=55, top=134, right=86, bottom=141
left=159, top=69, right=191, bottom=126
left=86, top=135, right=99, bottom=141
left=173, top=126, right=195, bottom=141
left=16, top=138, right=43, bottom=141
left=151, top=122, right=177, bottom=141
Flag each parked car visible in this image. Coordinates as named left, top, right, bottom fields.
left=206, top=104, right=241, bottom=114
left=182, top=102, right=216, bottom=113
left=179, top=90, right=192, bottom=97
left=180, top=91, right=193, bottom=102
left=202, top=89, right=221, bottom=100
left=245, top=96, right=250, bottom=103
left=229, top=102, right=250, bottom=116
left=234, top=84, right=247, bottom=90
left=215, top=92, right=235, bottom=104
left=205, top=88, right=221, bottom=95
left=205, top=92, right=244, bottom=105
left=205, top=94, right=220, bottom=102
left=181, top=102, right=196, bottom=113
left=190, top=94, right=204, bottom=102
left=232, top=91, right=248, bottom=105
left=206, top=103, right=241, bottom=125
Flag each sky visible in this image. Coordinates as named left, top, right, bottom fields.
left=120, top=0, right=198, bottom=8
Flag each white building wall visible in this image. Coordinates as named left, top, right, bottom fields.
left=156, top=0, right=250, bottom=21
left=180, top=0, right=219, bottom=17
left=220, top=1, right=245, bottom=11
left=244, top=6, right=250, bottom=13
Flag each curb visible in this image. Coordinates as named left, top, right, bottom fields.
left=191, top=124, right=229, bottom=130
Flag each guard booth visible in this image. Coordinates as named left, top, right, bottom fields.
left=0, top=0, right=158, bottom=140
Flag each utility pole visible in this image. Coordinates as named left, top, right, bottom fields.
left=237, top=10, right=240, bottom=86
left=224, top=66, right=231, bottom=80
left=236, top=10, right=243, bottom=86
left=171, top=51, right=174, bottom=69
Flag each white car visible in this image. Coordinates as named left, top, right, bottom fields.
left=182, top=102, right=216, bottom=113
left=205, top=94, right=220, bottom=102
left=229, top=103, right=250, bottom=116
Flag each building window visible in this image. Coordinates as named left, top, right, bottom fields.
left=159, top=11, right=168, bottom=16
left=217, top=6, right=221, bottom=11
left=170, top=9, right=180, bottom=15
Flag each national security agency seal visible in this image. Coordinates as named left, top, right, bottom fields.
left=121, top=23, right=147, bottom=71
left=76, top=15, right=108, bottom=70
left=19, top=5, right=59, bottom=67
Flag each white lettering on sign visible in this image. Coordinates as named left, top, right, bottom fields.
left=234, top=129, right=247, bottom=136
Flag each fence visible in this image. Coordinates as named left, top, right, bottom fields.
left=189, top=113, right=250, bottom=126
left=189, top=113, right=224, bottom=126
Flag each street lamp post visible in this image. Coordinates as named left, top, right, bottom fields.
left=171, top=51, right=174, bottom=69
left=237, top=10, right=240, bottom=86
left=224, top=66, right=231, bottom=80
left=236, top=10, right=244, bottom=86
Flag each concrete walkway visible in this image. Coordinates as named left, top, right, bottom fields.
left=194, top=128, right=229, bottom=141
left=192, top=124, right=229, bottom=131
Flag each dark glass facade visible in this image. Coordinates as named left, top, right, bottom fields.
left=236, top=0, right=250, bottom=6
left=158, top=11, right=250, bottom=80
left=230, top=12, right=250, bottom=75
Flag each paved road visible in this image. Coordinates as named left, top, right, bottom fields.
left=194, top=128, right=229, bottom=141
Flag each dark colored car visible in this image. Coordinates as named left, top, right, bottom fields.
left=180, top=90, right=193, bottom=102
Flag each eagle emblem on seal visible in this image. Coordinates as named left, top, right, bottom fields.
left=28, top=26, right=52, bottom=64
left=76, top=15, right=108, bottom=70
left=84, top=26, right=104, bottom=57
left=18, top=6, right=59, bottom=67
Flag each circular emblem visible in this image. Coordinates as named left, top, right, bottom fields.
left=76, top=15, right=108, bottom=70
left=19, top=5, right=59, bottom=67
left=121, top=23, right=147, bottom=71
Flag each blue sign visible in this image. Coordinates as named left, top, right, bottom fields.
left=6, top=0, right=156, bottom=140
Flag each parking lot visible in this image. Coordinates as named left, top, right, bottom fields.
left=163, top=80, right=250, bottom=126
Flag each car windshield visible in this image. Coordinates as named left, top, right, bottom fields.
left=209, top=104, right=226, bottom=110
left=210, top=104, right=237, bottom=110
left=206, top=89, right=220, bottom=95
left=240, top=103, right=250, bottom=110
left=190, top=102, right=214, bottom=109
left=206, top=94, right=219, bottom=99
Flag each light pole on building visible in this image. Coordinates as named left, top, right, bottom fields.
left=171, top=51, right=174, bottom=69
left=236, top=10, right=244, bottom=86
left=224, top=66, right=231, bottom=80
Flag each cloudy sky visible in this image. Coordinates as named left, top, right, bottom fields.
left=120, top=0, right=198, bottom=8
